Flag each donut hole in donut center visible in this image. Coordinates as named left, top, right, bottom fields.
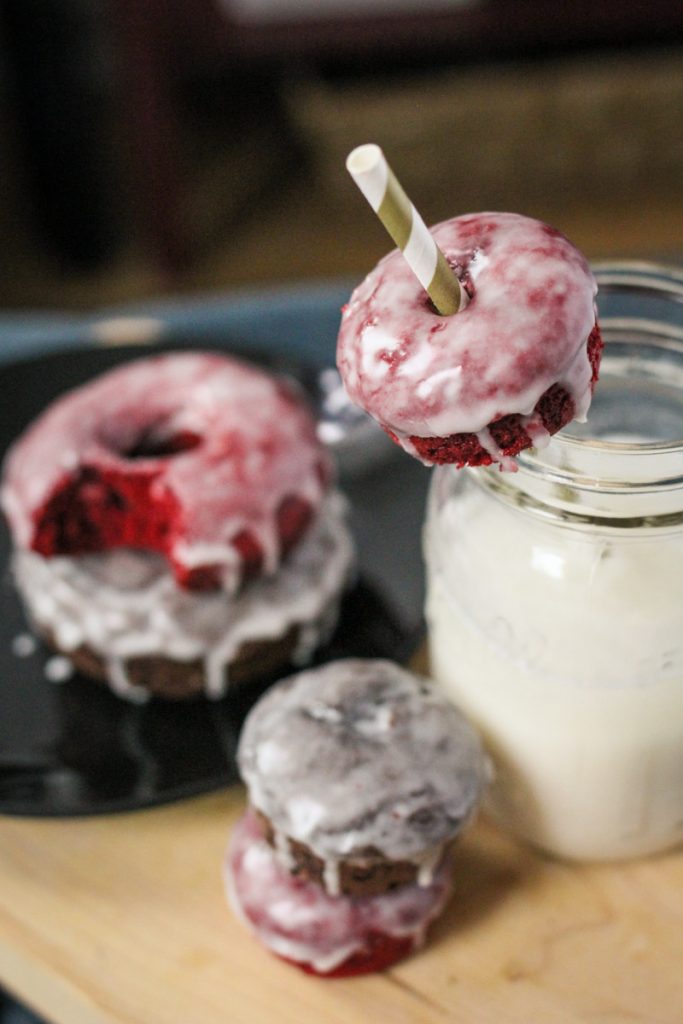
left=422, top=256, right=474, bottom=319
left=120, top=427, right=202, bottom=461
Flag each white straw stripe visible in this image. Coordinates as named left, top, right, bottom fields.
left=345, top=144, right=387, bottom=211
left=346, top=143, right=465, bottom=316
left=404, top=213, right=438, bottom=290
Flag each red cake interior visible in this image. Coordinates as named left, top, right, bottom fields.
left=30, top=436, right=314, bottom=592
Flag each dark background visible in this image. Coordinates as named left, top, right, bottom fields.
left=1, top=0, right=682, bottom=313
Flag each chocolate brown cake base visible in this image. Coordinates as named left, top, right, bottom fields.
left=255, top=808, right=448, bottom=898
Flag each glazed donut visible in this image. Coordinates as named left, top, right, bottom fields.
left=337, top=212, right=603, bottom=469
left=226, top=807, right=453, bottom=978
left=1, top=352, right=330, bottom=591
left=12, top=491, right=354, bottom=701
left=226, top=658, right=488, bottom=975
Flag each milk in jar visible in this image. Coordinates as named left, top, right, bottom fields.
left=424, top=264, right=683, bottom=860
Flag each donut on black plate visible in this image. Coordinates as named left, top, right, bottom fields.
left=1, top=351, right=354, bottom=701
left=225, top=658, right=489, bottom=976
left=337, top=212, right=603, bottom=470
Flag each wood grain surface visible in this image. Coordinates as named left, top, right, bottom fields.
left=1, top=781, right=682, bottom=1024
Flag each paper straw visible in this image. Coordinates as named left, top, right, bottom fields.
left=346, top=143, right=466, bottom=315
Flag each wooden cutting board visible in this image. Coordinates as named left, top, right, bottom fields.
left=1, top=781, right=682, bottom=1024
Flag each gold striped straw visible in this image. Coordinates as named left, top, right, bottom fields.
left=346, top=143, right=466, bottom=316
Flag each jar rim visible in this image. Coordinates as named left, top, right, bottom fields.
left=526, top=260, right=683, bottom=460
left=480, top=260, right=683, bottom=521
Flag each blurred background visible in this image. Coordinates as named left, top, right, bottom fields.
left=1, top=0, right=683, bottom=310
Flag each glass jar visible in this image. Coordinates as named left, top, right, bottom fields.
left=424, top=263, right=683, bottom=861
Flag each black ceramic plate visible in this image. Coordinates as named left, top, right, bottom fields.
left=0, top=343, right=431, bottom=817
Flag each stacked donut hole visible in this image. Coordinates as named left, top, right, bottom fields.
left=226, top=659, right=488, bottom=976
left=0, top=352, right=355, bottom=702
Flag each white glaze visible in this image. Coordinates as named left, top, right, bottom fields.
left=12, top=633, right=36, bottom=657
left=1, top=351, right=329, bottom=590
left=337, top=212, right=597, bottom=462
left=13, top=492, right=354, bottom=701
left=238, top=658, right=488, bottom=865
left=225, top=809, right=453, bottom=974
left=44, top=656, right=75, bottom=684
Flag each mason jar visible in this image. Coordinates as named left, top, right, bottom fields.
left=424, top=262, right=683, bottom=861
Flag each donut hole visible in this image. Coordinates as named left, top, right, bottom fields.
left=422, top=257, right=474, bottom=319
left=422, top=293, right=445, bottom=318
left=122, top=427, right=202, bottom=461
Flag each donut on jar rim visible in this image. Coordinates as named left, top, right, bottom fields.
left=337, top=211, right=603, bottom=469
left=226, top=658, right=489, bottom=975
left=1, top=350, right=331, bottom=592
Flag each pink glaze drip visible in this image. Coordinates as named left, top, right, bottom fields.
left=1, top=352, right=330, bottom=591
left=225, top=808, right=453, bottom=975
left=337, top=212, right=598, bottom=443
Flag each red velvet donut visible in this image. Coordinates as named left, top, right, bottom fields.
left=337, top=212, right=603, bottom=469
left=407, top=325, right=603, bottom=467
left=1, top=352, right=330, bottom=591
